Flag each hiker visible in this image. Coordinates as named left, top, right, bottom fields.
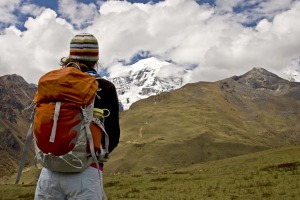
left=34, top=33, right=120, bottom=200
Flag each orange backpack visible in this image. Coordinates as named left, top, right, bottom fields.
left=16, top=67, right=109, bottom=184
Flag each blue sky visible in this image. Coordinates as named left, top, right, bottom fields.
left=28, top=0, right=212, bottom=10
left=0, top=0, right=300, bottom=83
left=10, top=0, right=216, bottom=31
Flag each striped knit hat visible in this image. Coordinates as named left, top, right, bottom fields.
left=69, top=33, right=99, bottom=62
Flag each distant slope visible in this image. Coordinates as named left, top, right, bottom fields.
left=0, top=74, right=36, bottom=177
left=105, top=68, right=300, bottom=174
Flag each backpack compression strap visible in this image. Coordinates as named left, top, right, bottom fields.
left=15, top=123, right=34, bottom=184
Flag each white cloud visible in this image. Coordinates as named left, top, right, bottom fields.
left=92, top=0, right=215, bottom=65
left=157, top=63, right=187, bottom=79
left=20, top=3, right=46, bottom=17
left=192, top=0, right=300, bottom=81
left=0, top=0, right=21, bottom=28
left=107, top=62, right=130, bottom=78
left=58, top=0, right=98, bottom=29
left=215, top=0, right=242, bottom=12
left=0, top=0, right=300, bottom=84
left=215, top=0, right=296, bottom=25
left=0, top=9, right=74, bottom=83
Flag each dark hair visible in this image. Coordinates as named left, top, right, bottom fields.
left=59, top=57, right=98, bottom=72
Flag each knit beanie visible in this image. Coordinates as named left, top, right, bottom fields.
left=69, top=33, right=99, bottom=62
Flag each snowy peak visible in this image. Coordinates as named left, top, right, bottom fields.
left=108, top=57, right=188, bottom=110
left=286, top=69, right=300, bottom=82
left=130, top=57, right=170, bottom=71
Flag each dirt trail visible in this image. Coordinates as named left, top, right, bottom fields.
left=126, top=122, right=148, bottom=144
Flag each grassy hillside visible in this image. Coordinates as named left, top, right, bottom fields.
left=105, top=78, right=300, bottom=175
left=104, top=144, right=300, bottom=199
left=1, top=144, right=300, bottom=199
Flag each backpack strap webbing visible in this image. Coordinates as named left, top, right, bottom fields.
left=50, top=101, right=61, bottom=143
left=15, top=123, right=34, bottom=184
left=82, top=107, right=100, bottom=171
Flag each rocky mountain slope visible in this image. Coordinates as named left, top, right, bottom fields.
left=105, top=67, right=300, bottom=174
left=0, top=74, right=36, bottom=178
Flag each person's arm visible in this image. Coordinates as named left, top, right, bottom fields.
left=94, top=79, right=120, bottom=153
left=104, top=83, right=120, bottom=152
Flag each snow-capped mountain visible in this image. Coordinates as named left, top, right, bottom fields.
left=286, top=69, right=300, bottom=82
left=107, top=57, right=189, bottom=110
left=107, top=57, right=300, bottom=110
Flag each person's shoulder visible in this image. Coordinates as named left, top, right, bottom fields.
left=96, top=76, right=114, bottom=85
left=96, top=76, right=116, bottom=89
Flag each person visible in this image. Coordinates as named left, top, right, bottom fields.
left=34, top=33, right=120, bottom=200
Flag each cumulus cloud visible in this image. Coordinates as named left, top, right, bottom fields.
left=215, top=0, right=296, bottom=25
left=0, top=0, right=300, bottom=84
left=20, top=3, right=46, bottom=17
left=58, top=0, right=98, bottom=29
left=0, top=9, right=74, bottom=83
left=0, top=0, right=21, bottom=29
left=92, top=0, right=215, bottom=65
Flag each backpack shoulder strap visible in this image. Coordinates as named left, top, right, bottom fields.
left=82, top=106, right=100, bottom=169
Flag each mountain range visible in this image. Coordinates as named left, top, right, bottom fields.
left=108, top=57, right=299, bottom=110
left=0, top=63, right=299, bottom=178
left=105, top=67, right=300, bottom=174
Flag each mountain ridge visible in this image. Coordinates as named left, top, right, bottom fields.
left=105, top=67, right=300, bottom=174
left=0, top=67, right=299, bottom=177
